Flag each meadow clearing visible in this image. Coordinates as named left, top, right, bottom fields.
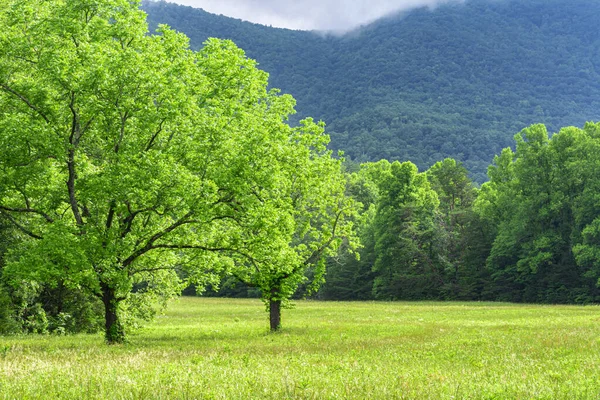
left=1, top=297, right=599, bottom=399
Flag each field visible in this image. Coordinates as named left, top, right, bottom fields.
left=1, top=297, right=600, bottom=399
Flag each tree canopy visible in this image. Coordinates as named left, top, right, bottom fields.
left=0, top=0, right=353, bottom=341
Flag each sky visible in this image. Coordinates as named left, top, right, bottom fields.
left=169, top=0, right=464, bottom=32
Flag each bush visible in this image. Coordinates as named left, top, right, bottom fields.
left=0, top=279, right=104, bottom=336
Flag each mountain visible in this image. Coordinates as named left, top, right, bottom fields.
left=142, top=0, right=600, bottom=182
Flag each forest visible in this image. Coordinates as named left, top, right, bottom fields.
left=1, top=0, right=600, bottom=347
left=321, top=122, right=600, bottom=304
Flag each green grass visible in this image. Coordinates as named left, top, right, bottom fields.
left=1, top=298, right=600, bottom=399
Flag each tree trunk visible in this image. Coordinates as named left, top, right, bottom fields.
left=269, top=299, right=282, bottom=332
left=101, top=282, right=125, bottom=344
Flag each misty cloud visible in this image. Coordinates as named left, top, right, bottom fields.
left=169, top=0, right=464, bottom=32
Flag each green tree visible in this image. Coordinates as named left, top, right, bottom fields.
left=0, top=0, right=322, bottom=341
left=426, top=158, right=477, bottom=298
left=230, top=121, right=358, bottom=331
left=479, top=123, right=600, bottom=303
left=371, top=161, right=442, bottom=300
left=567, top=123, right=600, bottom=299
left=319, top=163, right=381, bottom=301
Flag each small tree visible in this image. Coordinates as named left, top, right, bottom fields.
left=230, top=120, right=358, bottom=331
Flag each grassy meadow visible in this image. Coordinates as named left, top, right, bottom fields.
left=1, top=297, right=600, bottom=399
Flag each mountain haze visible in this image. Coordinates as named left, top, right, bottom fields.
left=143, top=0, right=600, bottom=182
left=166, top=0, right=466, bottom=32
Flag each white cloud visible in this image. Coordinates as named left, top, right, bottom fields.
left=168, top=0, right=464, bottom=32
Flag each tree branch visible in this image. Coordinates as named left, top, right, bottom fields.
left=129, top=265, right=177, bottom=275
left=67, top=147, right=83, bottom=226
left=150, top=244, right=233, bottom=251
left=145, top=119, right=165, bottom=151
left=105, top=201, right=116, bottom=231
left=0, top=205, right=54, bottom=223
left=0, top=83, right=50, bottom=123
left=302, top=209, right=344, bottom=269
left=114, top=110, right=129, bottom=153
left=67, top=93, right=84, bottom=226
left=0, top=210, right=43, bottom=239
left=122, top=211, right=195, bottom=267
left=120, top=204, right=160, bottom=238
left=149, top=243, right=263, bottom=274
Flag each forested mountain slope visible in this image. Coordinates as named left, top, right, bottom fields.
left=143, top=0, right=600, bottom=182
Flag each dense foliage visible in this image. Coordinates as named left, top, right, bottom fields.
left=478, top=123, right=600, bottom=303
left=322, top=122, right=600, bottom=303
left=143, top=0, right=600, bottom=183
left=0, top=0, right=353, bottom=339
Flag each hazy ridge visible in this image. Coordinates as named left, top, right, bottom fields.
left=143, top=0, right=600, bottom=182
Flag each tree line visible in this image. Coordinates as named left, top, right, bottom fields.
left=320, top=123, right=600, bottom=304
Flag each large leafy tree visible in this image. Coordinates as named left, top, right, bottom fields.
left=477, top=123, right=600, bottom=303
left=370, top=161, right=442, bottom=300
left=0, top=0, right=322, bottom=342
left=562, top=123, right=600, bottom=299
left=426, top=158, right=478, bottom=298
